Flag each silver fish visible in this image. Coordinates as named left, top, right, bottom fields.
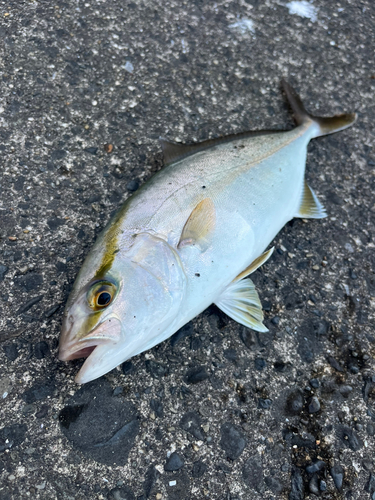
left=58, top=82, right=356, bottom=383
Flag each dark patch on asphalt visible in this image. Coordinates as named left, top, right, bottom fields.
left=0, top=424, right=28, bottom=453
left=59, top=379, right=139, bottom=466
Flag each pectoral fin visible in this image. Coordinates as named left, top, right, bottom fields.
left=178, top=198, right=216, bottom=251
left=295, top=181, right=327, bottom=219
left=215, top=278, right=268, bottom=333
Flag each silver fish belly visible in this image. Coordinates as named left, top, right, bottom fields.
left=58, top=82, right=356, bottom=383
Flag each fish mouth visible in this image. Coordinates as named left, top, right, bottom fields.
left=74, top=342, right=118, bottom=384
left=59, top=338, right=117, bottom=384
left=58, top=316, right=122, bottom=367
left=69, top=345, right=96, bottom=359
left=58, top=341, right=101, bottom=361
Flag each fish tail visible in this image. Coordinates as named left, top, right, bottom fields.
left=281, top=80, right=357, bottom=138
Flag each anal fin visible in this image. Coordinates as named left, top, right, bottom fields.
left=215, top=278, right=268, bottom=333
left=296, top=181, right=327, bottom=219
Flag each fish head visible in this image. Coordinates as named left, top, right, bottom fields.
left=59, top=232, right=186, bottom=384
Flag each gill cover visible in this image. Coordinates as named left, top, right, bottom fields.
left=59, top=232, right=186, bottom=383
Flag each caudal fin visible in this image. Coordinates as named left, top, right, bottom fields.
left=282, top=81, right=357, bottom=138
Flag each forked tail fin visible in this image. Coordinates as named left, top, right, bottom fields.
left=282, top=81, right=357, bottom=138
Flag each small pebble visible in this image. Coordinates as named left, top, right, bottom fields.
left=309, top=378, right=319, bottom=389
left=339, top=385, right=353, bottom=398
left=264, top=475, right=283, bottom=494
left=22, top=404, right=35, bottom=414
left=289, top=468, right=304, bottom=500
left=34, top=341, right=50, bottom=359
left=164, top=452, right=184, bottom=471
left=84, top=146, right=98, bottom=155
left=35, top=405, right=49, bottom=419
left=327, top=356, right=344, bottom=372
left=3, top=344, right=18, bottom=361
left=185, top=366, right=209, bottom=384
left=254, top=358, right=267, bottom=371
left=363, top=459, right=373, bottom=471
left=330, top=463, right=344, bottom=491
left=220, top=422, right=246, bottom=460
left=309, top=475, right=319, bottom=495
left=180, top=411, right=204, bottom=440
left=308, top=396, right=321, bottom=413
left=150, top=399, right=163, bottom=418
left=285, top=390, right=304, bottom=415
left=45, top=305, right=60, bottom=318
left=145, top=360, right=169, bottom=378
left=192, top=460, right=207, bottom=478
left=122, top=361, right=133, bottom=374
left=124, top=61, right=134, bottom=73
left=274, top=361, right=287, bottom=372
left=258, top=398, right=272, bottom=410
left=306, top=460, right=325, bottom=474
left=0, top=264, right=8, bottom=281
left=224, top=349, right=238, bottom=363
left=126, top=180, right=139, bottom=192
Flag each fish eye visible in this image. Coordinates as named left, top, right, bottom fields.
left=97, top=291, right=111, bottom=307
left=87, top=281, right=117, bottom=311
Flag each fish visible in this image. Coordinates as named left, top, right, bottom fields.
left=58, top=82, right=356, bottom=384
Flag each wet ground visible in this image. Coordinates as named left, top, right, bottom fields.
left=0, top=0, right=374, bottom=499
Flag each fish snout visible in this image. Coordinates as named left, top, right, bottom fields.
left=58, top=316, right=122, bottom=362
left=58, top=313, right=76, bottom=360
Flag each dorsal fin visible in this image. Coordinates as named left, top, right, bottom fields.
left=159, top=138, right=199, bottom=166
left=161, top=82, right=356, bottom=166
left=160, top=129, right=286, bottom=166
left=178, top=198, right=216, bottom=252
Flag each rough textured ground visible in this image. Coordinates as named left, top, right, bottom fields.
left=0, top=0, right=374, bottom=499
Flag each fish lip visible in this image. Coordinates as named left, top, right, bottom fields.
left=74, top=342, right=134, bottom=385
left=74, top=342, right=120, bottom=384
left=58, top=339, right=108, bottom=362
left=58, top=316, right=122, bottom=362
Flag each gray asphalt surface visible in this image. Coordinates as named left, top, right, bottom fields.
left=0, top=1, right=374, bottom=499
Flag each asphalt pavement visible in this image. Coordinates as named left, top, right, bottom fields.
left=0, top=0, right=374, bottom=499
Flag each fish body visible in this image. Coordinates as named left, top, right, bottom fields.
left=124, top=125, right=308, bottom=315
left=58, top=82, right=356, bottom=383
